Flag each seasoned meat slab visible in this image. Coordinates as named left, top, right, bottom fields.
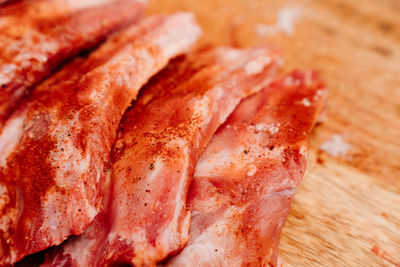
left=44, top=46, right=282, bottom=266
left=166, top=71, right=326, bottom=267
left=0, top=0, right=145, bottom=125
left=0, top=13, right=200, bottom=265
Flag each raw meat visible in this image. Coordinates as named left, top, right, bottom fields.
left=0, top=0, right=145, bottom=125
left=166, top=71, right=326, bottom=267
left=0, top=13, right=201, bottom=265
left=44, top=46, right=282, bottom=266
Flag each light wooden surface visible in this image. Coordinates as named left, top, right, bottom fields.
left=148, top=0, right=400, bottom=266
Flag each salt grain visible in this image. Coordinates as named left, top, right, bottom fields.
left=246, top=165, right=257, bottom=176
left=302, top=98, right=311, bottom=107
left=320, top=134, right=351, bottom=157
left=255, top=7, right=302, bottom=36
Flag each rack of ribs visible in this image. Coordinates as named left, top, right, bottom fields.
left=0, top=0, right=146, bottom=125
left=0, top=13, right=201, bottom=265
left=44, top=46, right=282, bottom=266
left=165, top=71, right=326, bottom=266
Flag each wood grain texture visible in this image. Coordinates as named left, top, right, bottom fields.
left=147, top=0, right=400, bottom=266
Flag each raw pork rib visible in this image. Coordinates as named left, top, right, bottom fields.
left=0, top=0, right=145, bottom=125
left=0, top=13, right=201, bottom=265
left=166, top=71, right=326, bottom=267
left=45, top=46, right=282, bottom=266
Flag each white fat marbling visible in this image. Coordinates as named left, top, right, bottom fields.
left=0, top=110, right=27, bottom=167
left=244, top=57, right=271, bottom=75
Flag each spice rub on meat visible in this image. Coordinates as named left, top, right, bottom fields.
left=0, top=13, right=201, bottom=265
left=44, top=45, right=282, bottom=267
left=166, top=71, right=326, bottom=267
left=0, top=0, right=145, bottom=125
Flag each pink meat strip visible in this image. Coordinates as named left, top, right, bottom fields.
left=0, top=13, right=201, bottom=265
left=166, top=71, right=326, bottom=267
left=44, top=46, right=282, bottom=266
left=0, top=0, right=145, bottom=125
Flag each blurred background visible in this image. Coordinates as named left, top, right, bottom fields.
left=147, top=0, right=400, bottom=266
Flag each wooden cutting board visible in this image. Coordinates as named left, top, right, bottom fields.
left=148, top=0, right=400, bottom=266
